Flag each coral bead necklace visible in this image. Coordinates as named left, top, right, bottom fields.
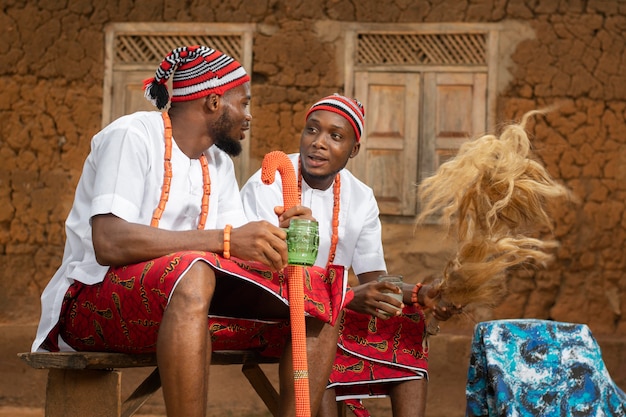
left=151, top=112, right=211, bottom=229
left=297, top=157, right=340, bottom=267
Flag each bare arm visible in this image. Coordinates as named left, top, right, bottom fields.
left=92, top=214, right=288, bottom=271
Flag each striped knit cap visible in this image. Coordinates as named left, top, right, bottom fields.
left=143, top=45, right=250, bottom=110
left=305, top=94, right=365, bottom=142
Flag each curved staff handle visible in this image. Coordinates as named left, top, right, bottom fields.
left=261, top=151, right=299, bottom=209
left=261, top=151, right=311, bottom=417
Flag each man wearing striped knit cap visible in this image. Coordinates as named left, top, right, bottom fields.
left=32, top=46, right=352, bottom=417
left=242, top=94, right=460, bottom=417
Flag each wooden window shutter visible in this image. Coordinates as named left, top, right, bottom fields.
left=344, top=25, right=496, bottom=217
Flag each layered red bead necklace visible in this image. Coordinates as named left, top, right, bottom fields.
left=151, top=112, right=211, bottom=229
left=297, top=157, right=340, bottom=267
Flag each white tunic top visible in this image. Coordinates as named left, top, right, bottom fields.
left=33, top=111, right=247, bottom=351
left=240, top=153, right=386, bottom=275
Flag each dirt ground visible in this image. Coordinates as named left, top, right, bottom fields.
left=0, top=408, right=168, bottom=417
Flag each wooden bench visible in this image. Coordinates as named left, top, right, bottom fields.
left=18, top=350, right=281, bottom=417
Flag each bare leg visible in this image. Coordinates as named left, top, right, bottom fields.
left=279, top=314, right=343, bottom=417
left=389, top=378, right=428, bottom=417
left=156, top=262, right=215, bottom=417
left=317, top=387, right=339, bottom=417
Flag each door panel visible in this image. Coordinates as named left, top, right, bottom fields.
left=111, top=71, right=158, bottom=122
left=351, top=72, right=420, bottom=216
left=422, top=72, right=487, bottom=176
left=352, top=71, right=487, bottom=217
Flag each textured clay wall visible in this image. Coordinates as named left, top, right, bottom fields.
left=1, top=0, right=625, bottom=355
left=494, top=4, right=626, bottom=335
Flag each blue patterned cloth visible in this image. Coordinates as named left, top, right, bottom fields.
left=465, top=319, right=626, bottom=416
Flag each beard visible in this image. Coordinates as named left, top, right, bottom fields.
left=212, top=109, right=243, bottom=157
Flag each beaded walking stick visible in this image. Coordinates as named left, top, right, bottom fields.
left=416, top=110, right=573, bottom=340
left=261, top=151, right=311, bottom=417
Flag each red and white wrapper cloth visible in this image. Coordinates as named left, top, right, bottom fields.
left=328, top=305, right=429, bottom=416
left=42, top=251, right=352, bottom=356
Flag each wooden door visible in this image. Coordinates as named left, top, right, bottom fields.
left=421, top=72, right=487, bottom=178
left=351, top=71, right=487, bottom=217
left=350, top=71, right=421, bottom=216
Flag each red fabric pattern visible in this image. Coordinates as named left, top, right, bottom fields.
left=47, top=251, right=352, bottom=355
left=329, top=305, right=428, bottom=401
left=345, top=399, right=370, bottom=417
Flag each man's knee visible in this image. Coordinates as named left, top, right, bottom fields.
left=171, top=261, right=216, bottom=310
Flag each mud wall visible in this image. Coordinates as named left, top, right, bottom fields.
left=1, top=0, right=625, bottom=411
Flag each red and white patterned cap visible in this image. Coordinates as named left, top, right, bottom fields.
left=143, top=45, right=250, bottom=109
left=305, top=94, right=365, bottom=142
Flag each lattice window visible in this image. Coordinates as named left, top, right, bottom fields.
left=357, top=33, right=487, bottom=66
left=114, top=34, right=245, bottom=65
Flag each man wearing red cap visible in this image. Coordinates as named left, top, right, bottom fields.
left=241, top=94, right=459, bottom=417
left=32, top=46, right=350, bottom=417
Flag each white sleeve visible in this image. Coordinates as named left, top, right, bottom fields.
left=89, top=121, right=152, bottom=223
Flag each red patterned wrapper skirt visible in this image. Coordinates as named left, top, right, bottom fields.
left=42, top=251, right=351, bottom=357
left=329, top=306, right=428, bottom=415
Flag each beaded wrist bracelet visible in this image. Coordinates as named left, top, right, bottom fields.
left=411, top=283, right=423, bottom=306
left=223, top=224, right=232, bottom=259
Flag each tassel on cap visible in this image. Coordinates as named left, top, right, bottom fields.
left=143, top=78, right=170, bottom=110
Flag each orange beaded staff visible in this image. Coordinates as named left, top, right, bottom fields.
left=261, top=150, right=311, bottom=417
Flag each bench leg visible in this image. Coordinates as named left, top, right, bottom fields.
left=46, top=368, right=122, bottom=417
left=242, top=363, right=280, bottom=417
left=121, top=368, right=161, bottom=417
